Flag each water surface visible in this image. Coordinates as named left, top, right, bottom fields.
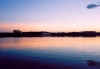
left=0, top=37, right=100, bottom=69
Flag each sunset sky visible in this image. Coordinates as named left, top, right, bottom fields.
left=0, top=0, right=100, bottom=32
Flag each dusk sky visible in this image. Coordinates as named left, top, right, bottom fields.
left=0, top=0, right=100, bottom=32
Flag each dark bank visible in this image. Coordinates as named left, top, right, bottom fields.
left=0, top=30, right=100, bottom=37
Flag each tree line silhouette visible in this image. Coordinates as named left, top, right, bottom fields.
left=0, top=30, right=100, bottom=37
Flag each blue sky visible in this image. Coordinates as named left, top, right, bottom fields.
left=0, top=0, right=100, bottom=32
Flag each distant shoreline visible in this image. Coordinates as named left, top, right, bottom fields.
left=0, top=31, right=100, bottom=37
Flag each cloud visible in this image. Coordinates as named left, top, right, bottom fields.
left=87, top=4, right=100, bottom=9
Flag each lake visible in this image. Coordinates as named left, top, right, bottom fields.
left=0, top=37, right=100, bottom=69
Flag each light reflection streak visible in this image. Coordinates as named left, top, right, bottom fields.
left=0, top=37, right=100, bottom=54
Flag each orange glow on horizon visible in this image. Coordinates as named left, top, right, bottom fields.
left=0, top=22, right=100, bottom=32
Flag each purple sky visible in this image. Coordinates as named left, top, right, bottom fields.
left=0, top=0, right=100, bottom=32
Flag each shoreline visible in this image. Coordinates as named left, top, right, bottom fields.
left=1, top=31, right=100, bottom=37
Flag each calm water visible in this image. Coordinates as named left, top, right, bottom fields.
left=0, top=37, right=100, bottom=69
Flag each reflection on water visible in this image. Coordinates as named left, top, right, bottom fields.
left=0, top=37, right=100, bottom=69
left=87, top=60, right=100, bottom=67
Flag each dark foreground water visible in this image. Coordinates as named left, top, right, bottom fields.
left=0, top=37, right=100, bottom=69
